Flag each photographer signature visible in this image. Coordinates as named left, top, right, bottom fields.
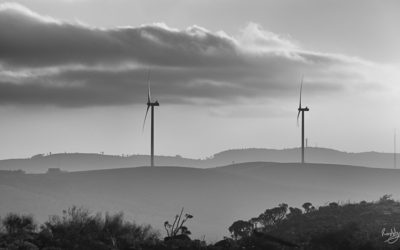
left=382, top=227, right=400, bottom=244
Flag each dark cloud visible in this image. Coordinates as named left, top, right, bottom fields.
left=0, top=4, right=239, bottom=68
left=0, top=3, right=375, bottom=108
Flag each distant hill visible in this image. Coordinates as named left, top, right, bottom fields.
left=1, top=162, right=400, bottom=241
left=0, top=147, right=397, bottom=173
left=0, top=153, right=202, bottom=173
left=210, top=147, right=397, bottom=169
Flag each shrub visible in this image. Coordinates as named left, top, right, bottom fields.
left=2, top=213, right=36, bottom=236
left=41, top=206, right=159, bottom=250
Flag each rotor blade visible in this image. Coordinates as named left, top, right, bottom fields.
left=297, top=110, right=301, bottom=127
left=142, top=105, right=150, bottom=132
left=299, top=75, right=303, bottom=109
left=147, top=69, right=151, bottom=103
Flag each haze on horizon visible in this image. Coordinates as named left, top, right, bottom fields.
left=0, top=0, right=399, bottom=160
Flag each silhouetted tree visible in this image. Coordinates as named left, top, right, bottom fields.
left=164, top=207, right=193, bottom=241
left=329, top=202, right=339, bottom=208
left=288, top=207, right=302, bottom=218
left=379, top=194, right=394, bottom=204
left=302, top=202, right=313, bottom=213
left=257, top=203, right=288, bottom=230
left=249, top=217, right=260, bottom=230
left=228, top=220, right=253, bottom=240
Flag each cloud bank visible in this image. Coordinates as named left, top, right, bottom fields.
left=0, top=2, right=395, bottom=108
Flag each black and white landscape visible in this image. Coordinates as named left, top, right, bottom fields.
left=0, top=1, right=399, bottom=249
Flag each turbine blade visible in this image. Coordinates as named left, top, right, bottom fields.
left=147, top=69, right=151, bottom=103
left=299, top=75, right=303, bottom=109
left=297, top=110, right=301, bottom=127
left=142, top=105, right=150, bottom=132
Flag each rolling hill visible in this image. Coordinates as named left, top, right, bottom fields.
left=1, top=162, right=399, bottom=241
left=0, top=147, right=398, bottom=173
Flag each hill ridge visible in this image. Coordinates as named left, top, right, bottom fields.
left=0, top=147, right=398, bottom=173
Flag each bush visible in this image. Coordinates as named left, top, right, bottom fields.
left=2, top=213, right=36, bottom=236
left=0, top=214, right=38, bottom=250
left=40, top=206, right=159, bottom=250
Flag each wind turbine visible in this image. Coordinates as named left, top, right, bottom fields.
left=142, top=70, right=160, bottom=167
left=297, top=76, right=309, bottom=164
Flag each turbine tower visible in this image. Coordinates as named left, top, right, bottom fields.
left=395, top=129, right=397, bottom=169
left=297, top=76, right=309, bottom=164
left=142, top=70, right=159, bottom=167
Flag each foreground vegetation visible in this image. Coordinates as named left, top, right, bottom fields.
left=227, top=195, right=400, bottom=249
left=1, top=196, right=400, bottom=249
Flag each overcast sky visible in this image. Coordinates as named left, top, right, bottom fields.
left=0, top=0, right=399, bottom=160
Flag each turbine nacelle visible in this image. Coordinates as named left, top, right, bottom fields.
left=298, top=107, right=309, bottom=112
left=147, top=100, right=160, bottom=107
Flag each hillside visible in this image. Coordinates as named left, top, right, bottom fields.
left=2, top=198, right=400, bottom=249
left=0, top=153, right=202, bottom=173
left=1, top=162, right=400, bottom=241
left=0, top=147, right=398, bottom=173
left=226, top=197, right=400, bottom=249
